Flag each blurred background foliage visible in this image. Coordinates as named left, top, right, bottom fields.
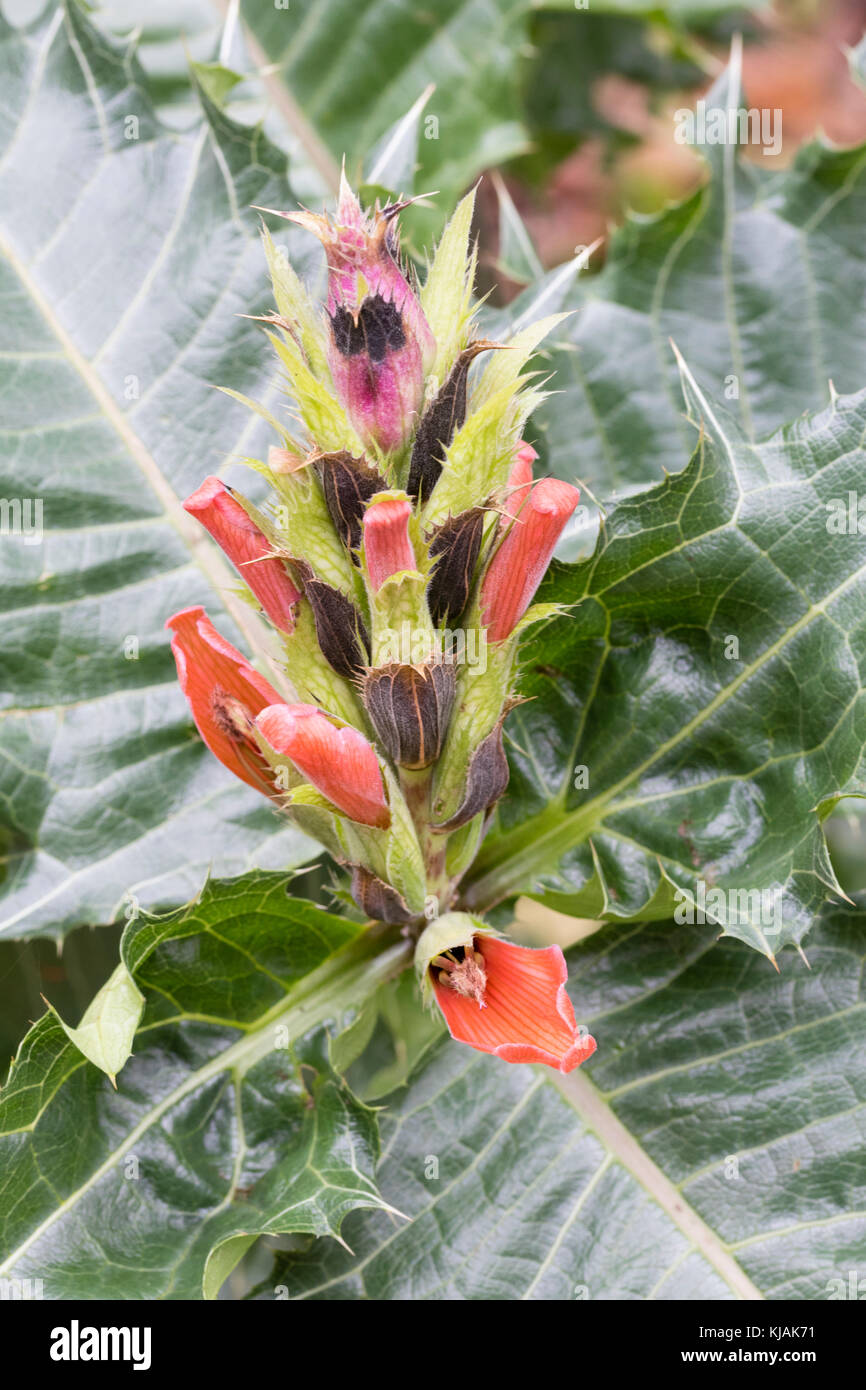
left=84, top=0, right=866, bottom=276
left=3, top=0, right=866, bottom=1067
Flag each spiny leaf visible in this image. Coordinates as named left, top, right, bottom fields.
left=0, top=872, right=410, bottom=1299
left=513, top=53, right=866, bottom=495
left=255, top=896, right=866, bottom=1301
left=0, top=1, right=324, bottom=940
left=464, top=378, right=866, bottom=957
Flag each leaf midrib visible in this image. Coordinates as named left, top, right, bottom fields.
left=217, top=0, right=340, bottom=192
left=552, top=1068, right=763, bottom=1301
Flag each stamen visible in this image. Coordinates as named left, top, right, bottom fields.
left=435, top=941, right=487, bottom=1007
left=431, top=954, right=456, bottom=972
left=211, top=690, right=253, bottom=741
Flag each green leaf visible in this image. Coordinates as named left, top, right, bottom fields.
left=96, top=0, right=226, bottom=124
left=0, top=872, right=411, bottom=1299
left=0, top=1, right=324, bottom=940
left=463, top=371, right=866, bottom=956
left=490, top=169, right=543, bottom=286
left=190, top=59, right=244, bottom=108
left=524, top=51, right=866, bottom=496
left=364, top=82, right=436, bottom=197
left=341, top=970, right=445, bottom=1102
left=540, top=0, right=768, bottom=20
left=256, top=897, right=866, bottom=1300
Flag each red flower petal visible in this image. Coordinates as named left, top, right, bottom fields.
left=166, top=606, right=283, bottom=798
left=481, top=477, right=580, bottom=642
left=256, top=703, right=390, bottom=829
left=183, top=476, right=301, bottom=633
left=432, top=935, right=596, bottom=1073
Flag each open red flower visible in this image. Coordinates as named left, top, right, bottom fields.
left=256, top=702, right=390, bottom=828
left=183, top=476, right=301, bottom=634
left=362, top=495, right=415, bottom=590
left=166, top=606, right=283, bottom=798
left=481, top=477, right=580, bottom=642
left=431, top=933, right=597, bottom=1073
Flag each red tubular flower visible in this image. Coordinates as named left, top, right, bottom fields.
left=509, top=440, right=538, bottom=490
left=281, top=176, right=436, bottom=454
left=505, top=440, right=538, bottom=520
left=362, top=496, right=415, bottom=590
left=256, top=703, right=390, bottom=829
left=431, top=935, right=597, bottom=1073
left=480, top=477, right=580, bottom=642
left=183, top=476, right=301, bottom=634
left=166, top=606, right=283, bottom=798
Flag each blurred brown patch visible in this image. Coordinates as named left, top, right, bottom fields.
left=480, top=0, right=866, bottom=288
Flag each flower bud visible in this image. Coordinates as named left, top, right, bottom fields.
left=315, top=450, right=387, bottom=559
left=430, top=641, right=514, bottom=828
left=426, top=506, right=485, bottom=627
left=407, top=340, right=498, bottom=504
left=480, top=477, right=580, bottom=641
left=415, top=912, right=597, bottom=1073
left=363, top=661, right=456, bottom=769
left=349, top=864, right=416, bottom=925
left=280, top=600, right=366, bottom=730
left=283, top=176, right=435, bottom=455
left=165, top=607, right=284, bottom=799
left=362, top=495, right=416, bottom=590
left=256, top=703, right=390, bottom=829
left=432, top=711, right=509, bottom=829
left=294, top=562, right=370, bottom=681
left=266, top=453, right=357, bottom=596
left=183, top=476, right=300, bottom=634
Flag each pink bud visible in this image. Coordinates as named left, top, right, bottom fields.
left=184, top=476, right=301, bottom=634
left=280, top=175, right=435, bottom=455
left=362, top=496, right=415, bottom=591
left=165, top=607, right=283, bottom=799
left=256, top=703, right=390, bottom=829
left=481, top=477, right=580, bottom=642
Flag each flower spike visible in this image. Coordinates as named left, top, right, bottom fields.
left=167, top=177, right=599, bottom=1073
